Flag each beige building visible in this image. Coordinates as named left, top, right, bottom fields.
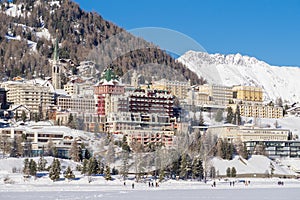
left=237, top=103, right=283, bottom=118
left=63, top=80, right=94, bottom=97
left=232, top=85, right=263, bottom=102
left=187, top=89, right=212, bottom=106
left=146, top=79, right=191, bottom=100
left=197, top=84, right=232, bottom=106
left=208, top=124, right=290, bottom=143
left=57, top=96, right=95, bottom=113
left=1, top=80, right=54, bottom=118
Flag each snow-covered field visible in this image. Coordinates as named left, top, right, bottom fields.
left=1, top=156, right=300, bottom=199
left=1, top=178, right=300, bottom=200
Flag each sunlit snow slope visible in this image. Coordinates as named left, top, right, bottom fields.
left=178, top=51, right=300, bottom=103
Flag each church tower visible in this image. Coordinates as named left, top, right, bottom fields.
left=52, top=37, right=61, bottom=89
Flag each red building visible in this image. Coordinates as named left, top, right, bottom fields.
left=94, top=68, right=124, bottom=116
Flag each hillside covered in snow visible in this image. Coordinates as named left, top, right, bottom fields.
left=178, top=51, right=300, bottom=103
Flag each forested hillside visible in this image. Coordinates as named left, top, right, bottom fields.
left=0, top=0, right=204, bottom=84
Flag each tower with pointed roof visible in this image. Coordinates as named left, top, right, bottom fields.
left=52, top=36, right=61, bottom=90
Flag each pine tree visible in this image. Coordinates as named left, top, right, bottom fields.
left=10, top=136, right=23, bottom=157
left=69, top=140, right=80, bottom=162
left=192, top=157, right=203, bottom=180
left=49, top=158, right=61, bottom=181
left=120, top=150, right=129, bottom=181
left=37, top=156, right=47, bottom=171
left=23, top=158, right=30, bottom=176
left=87, top=157, right=99, bottom=176
left=226, top=107, right=234, bottom=124
left=29, top=159, right=37, bottom=177
left=215, top=109, right=223, bottom=122
left=159, top=167, right=165, bottom=182
left=0, top=134, right=10, bottom=156
left=231, top=167, right=237, bottom=177
left=121, top=135, right=130, bottom=152
left=233, top=106, right=242, bottom=125
left=81, top=159, right=88, bottom=175
left=111, top=167, right=118, bottom=175
left=64, top=166, right=75, bottom=180
left=210, top=166, right=216, bottom=179
left=104, top=165, right=112, bottom=181
left=84, top=148, right=91, bottom=160
left=180, top=154, right=191, bottom=180
left=67, top=113, right=76, bottom=129
left=226, top=167, right=231, bottom=177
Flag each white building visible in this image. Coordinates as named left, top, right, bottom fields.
left=1, top=79, right=54, bottom=118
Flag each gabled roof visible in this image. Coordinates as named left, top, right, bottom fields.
left=9, top=104, right=31, bottom=112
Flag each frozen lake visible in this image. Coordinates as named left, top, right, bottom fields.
left=1, top=187, right=299, bottom=200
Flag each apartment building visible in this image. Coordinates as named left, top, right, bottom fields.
left=197, top=84, right=232, bottom=106
left=106, top=112, right=175, bottom=134
left=129, top=88, right=174, bottom=117
left=150, top=79, right=191, bottom=100
left=1, top=80, right=54, bottom=118
left=238, top=103, right=284, bottom=118
left=245, top=140, right=300, bottom=158
left=57, top=96, right=95, bottom=113
left=232, top=85, right=263, bottom=102
left=186, top=89, right=212, bottom=106
left=125, top=129, right=175, bottom=148
left=63, top=79, right=94, bottom=97
left=208, top=124, right=290, bottom=143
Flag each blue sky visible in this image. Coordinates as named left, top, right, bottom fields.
left=73, top=0, right=300, bottom=66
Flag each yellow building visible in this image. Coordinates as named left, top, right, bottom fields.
left=232, top=86, right=263, bottom=102
left=145, top=79, right=191, bottom=100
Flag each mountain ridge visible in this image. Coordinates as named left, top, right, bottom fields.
left=178, top=50, right=300, bottom=103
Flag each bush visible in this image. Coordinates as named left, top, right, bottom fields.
left=3, top=175, right=15, bottom=184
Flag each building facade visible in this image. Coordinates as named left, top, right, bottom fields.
left=1, top=81, right=54, bottom=118
left=129, top=88, right=174, bottom=117
left=232, top=85, right=263, bottom=102
left=245, top=140, right=300, bottom=158
left=238, top=103, right=284, bottom=118
left=208, top=124, right=291, bottom=143
left=197, top=84, right=232, bottom=106
left=151, top=79, right=191, bottom=100
left=57, top=96, right=95, bottom=113
left=94, top=68, right=125, bottom=116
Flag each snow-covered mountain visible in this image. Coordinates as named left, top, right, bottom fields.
left=178, top=51, right=300, bottom=103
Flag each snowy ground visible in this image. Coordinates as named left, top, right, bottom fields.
left=1, top=178, right=300, bottom=200
left=1, top=156, right=300, bottom=200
